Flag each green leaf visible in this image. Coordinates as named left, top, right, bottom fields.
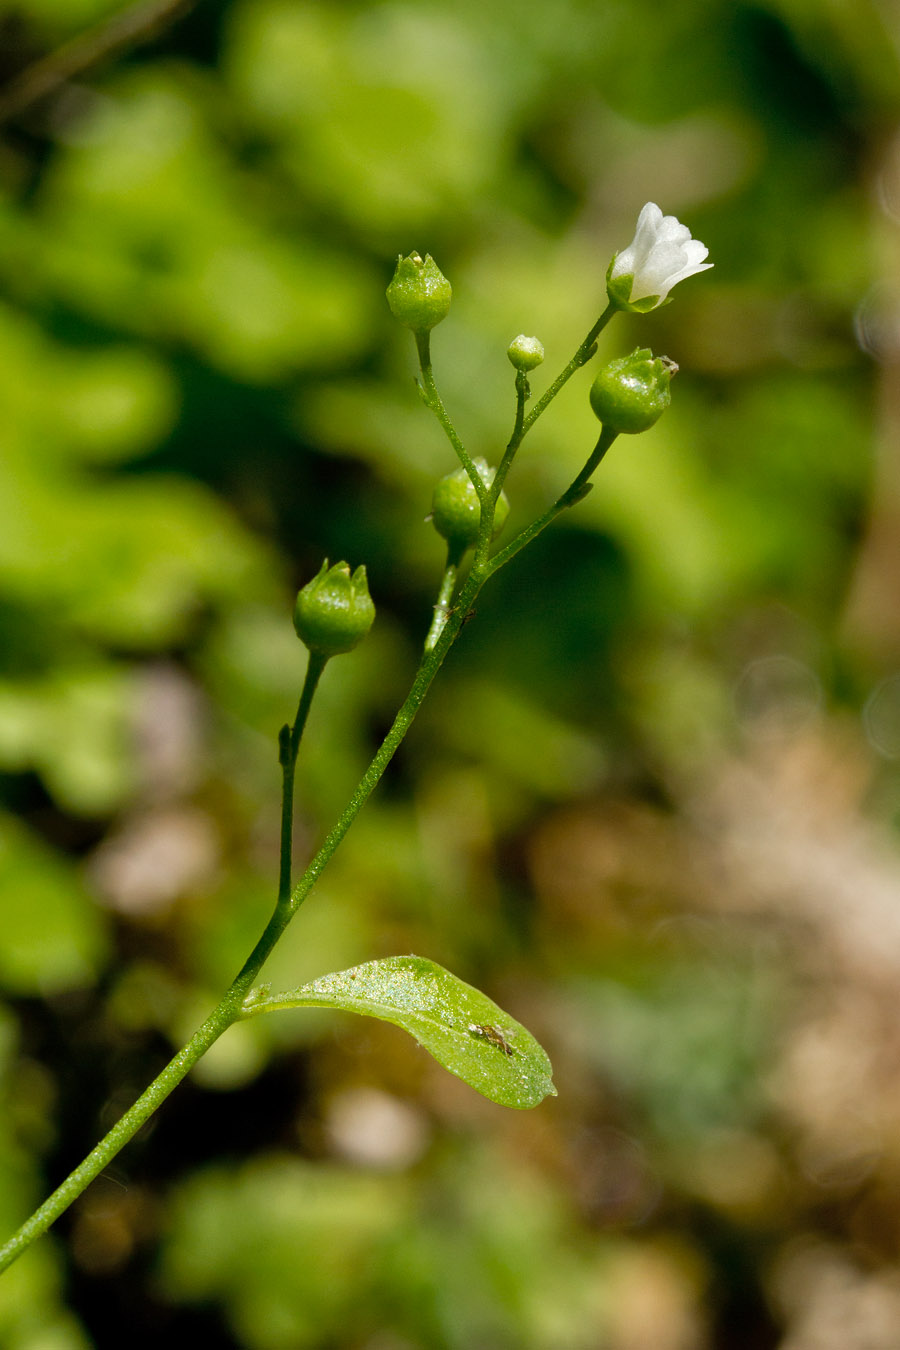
left=241, top=955, right=556, bottom=1109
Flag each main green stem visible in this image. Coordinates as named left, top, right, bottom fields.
left=0, top=303, right=622, bottom=1276
left=278, top=651, right=327, bottom=902
left=0, top=558, right=489, bottom=1275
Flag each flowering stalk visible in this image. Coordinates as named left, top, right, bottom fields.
left=486, top=425, right=620, bottom=577
left=415, top=330, right=489, bottom=506
left=0, top=203, right=711, bottom=1274
left=424, top=542, right=465, bottom=653
left=277, top=651, right=328, bottom=903
left=521, top=302, right=617, bottom=436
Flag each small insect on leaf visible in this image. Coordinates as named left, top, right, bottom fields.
left=241, top=955, right=555, bottom=1108
left=468, top=1023, right=515, bottom=1055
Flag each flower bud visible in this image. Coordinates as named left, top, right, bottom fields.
left=431, top=460, right=509, bottom=551
left=293, top=561, right=375, bottom=657
left=507, top=334, right=545, bottom=372
left=588, top=348, right=676, bottom=434
left=386, top=252, right=452, bottom=333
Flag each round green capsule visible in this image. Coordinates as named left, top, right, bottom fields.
left=589, top=347, right=676, bottom=434
left=431, top=460, right=509, bottom=552
left=293, top=560, right=375, bottom=657
left=507, top=334, right=545, bottom=372
left=386, top=253, right=452, bottom=334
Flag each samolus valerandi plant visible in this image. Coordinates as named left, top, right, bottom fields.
left=0, top=202, right=712, bottom=1273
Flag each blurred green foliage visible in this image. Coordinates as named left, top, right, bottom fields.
left=0, top=0, right=898, bottom=1346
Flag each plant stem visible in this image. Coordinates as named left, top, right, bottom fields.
left=278, top=651, right=327, bottom=903
left=0, top=997, right=235, bottom=1274
left=522, top=302, right=616, bottom=436
left=0, top=557, right=491, bottom=1274
left=425, top=541, right=465, bottom=653
left=278, top=561, right=487, bottom=923
left=487, top=425, right=619, bottom=577
left=0, top=305, right=623, bottom=1274
left=490, top=369, right=529, bottom=505
left=415, top=331, right=488, bottom=505
left=0, top=648, right=332, bottom=1275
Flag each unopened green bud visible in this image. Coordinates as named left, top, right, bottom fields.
left=507, top=334, right=545, bottom=372
left=293, top=560, right=375, bottom=656
left=386, top=252, right=452, bottom=333
left=431, top=459, right=509, bottom=551
left=588, top=347, right=676, bottom=434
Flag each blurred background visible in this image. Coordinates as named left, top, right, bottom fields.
left=0, top=0, right=899, bottom=1345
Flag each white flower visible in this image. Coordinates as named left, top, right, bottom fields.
left=608, top=202, right=712, bottom=309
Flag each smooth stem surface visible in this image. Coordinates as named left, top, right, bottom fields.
left=0, top=649, right=331, bottom=1275
left=0, top=983, right=240, bottom=1274
left=425, top=542, right=465, bottom=652
left=491, top=369, right=529, bottom=504
left=415, top=331, right=488, bottom=505
left=0, top=304, right=623, bottom=1275
left=278, top=651, right=327, bottom=902
left=487, top=426, right=619, bottom=577
left=277, top=558, right=490, bottom=925
left=522, top=302, right=616, bottom=436
left=0, top=555, right=492, bottom=1274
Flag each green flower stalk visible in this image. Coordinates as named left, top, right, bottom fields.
left=0, top=217, right=714, bottom=1278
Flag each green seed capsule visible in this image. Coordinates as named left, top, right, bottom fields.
left=431, top=460, right=509, bottom=551
left=293, top=561, right=375, bottom=657
left=386, top=253, right=452, bottom=334
left=588, top=347, right=676, bottom=434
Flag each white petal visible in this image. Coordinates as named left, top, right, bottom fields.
left=609, top=203, right=712, bottom=306
left=632, top=204, right=664, bottom=263
left=609, top=204, right=664, bottom=286
left=666, top=258, right=714, bottom=290
left=633, top=201, right=663, bottom=238
left=656, top=214, right=691, bottom=245
left=629, top=241, right=689, bottom=301
left=681, top=239, right=710, bottom=268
